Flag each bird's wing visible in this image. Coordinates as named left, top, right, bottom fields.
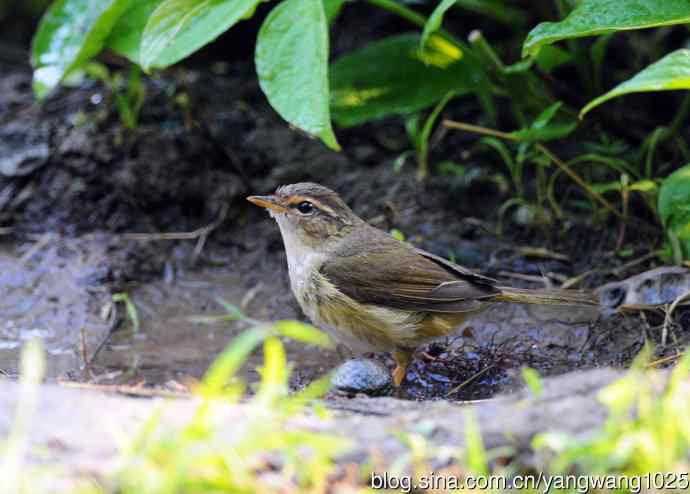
left=320, top=233, right=497, bottom=313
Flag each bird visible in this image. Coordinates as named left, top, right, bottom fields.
left=247, top=182, right=598, bottom=387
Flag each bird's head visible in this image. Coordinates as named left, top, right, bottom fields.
left=247, top=182, right=361, bottom=251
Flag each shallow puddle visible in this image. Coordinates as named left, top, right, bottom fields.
left=93, top=266, right=339, bottom=388
left=0, top=239, right=110, bottom=377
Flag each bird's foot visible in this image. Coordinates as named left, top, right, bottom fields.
left=392, top=349, right=413, bottom=387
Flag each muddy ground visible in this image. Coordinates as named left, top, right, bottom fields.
left=1, top=54, right=688, bottom=404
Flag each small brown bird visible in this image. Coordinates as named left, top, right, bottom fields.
left=248, top=183, right=598, bottom=386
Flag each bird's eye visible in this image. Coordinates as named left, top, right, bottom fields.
left=296, top=201, right=314, bottom=214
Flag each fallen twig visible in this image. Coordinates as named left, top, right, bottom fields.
left=446, top=364, right=495, bottom=397
left=515, top=246, right=570, bottom=262
left=661, top=289, right=690, bottom=346
left=123, top=203, right=229, bottom=264
left=646, top=353, right=682, bottom=368
left=562, top=269, right=597, bottom=289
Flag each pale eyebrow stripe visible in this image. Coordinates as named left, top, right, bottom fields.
left=286, top=195, right=337, bottom=216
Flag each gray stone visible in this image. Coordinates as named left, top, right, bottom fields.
left=331, top=358, right=392, bottom=395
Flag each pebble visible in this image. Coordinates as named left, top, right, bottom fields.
left=331, top=358, right=392, bottom=395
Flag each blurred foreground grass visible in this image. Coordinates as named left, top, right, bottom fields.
left=3, top=323, right=690, bottom=493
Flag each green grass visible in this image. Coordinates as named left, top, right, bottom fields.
left=5, top=326, right=690, bottom=493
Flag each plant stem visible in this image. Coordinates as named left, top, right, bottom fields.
left=417, top=91, right=455, bottom=180
left=442, top=119, right=623, bottom=218
left=364, top=0, right=467, bottom=50
left=669, top=92, right=690, bottom=135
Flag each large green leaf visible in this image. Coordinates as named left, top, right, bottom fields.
left=659, top=164, right=690, bottom=259
left=523, top=0, right=690, bottom=57
left=140, top=0, right=263, bottom=70
left=323, top=0, right=347, bottom=23
left=31, top=0, right=131, bottom=98
left=330, top=33, right=483, bottom=127
left=255, top=0, right=339, bottom=150
left=581, top=49, right=690, bottom=117
left=107, top=0, right=163, bottom=64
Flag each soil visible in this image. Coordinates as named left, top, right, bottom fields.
left=0, top=45, right=688, bottom=405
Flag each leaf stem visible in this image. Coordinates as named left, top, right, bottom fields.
left=417, top=91, right=455, bottom=180
left=364, top=0, right=466, bottom=49
left=442, top=119, right=623, bottom=218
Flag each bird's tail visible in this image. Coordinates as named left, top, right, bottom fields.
left=492, top=286, right=599, bottom=307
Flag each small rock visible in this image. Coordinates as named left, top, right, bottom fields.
left=331, top=358, right=391, bottom=395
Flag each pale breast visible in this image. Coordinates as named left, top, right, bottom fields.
left=295, top=267, right=425, bottom=353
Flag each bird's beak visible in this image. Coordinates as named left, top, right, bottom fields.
left=247, top=195, right=287, bottom=213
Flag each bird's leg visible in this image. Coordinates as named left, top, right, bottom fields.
left=392, top=349, right=413, bottom=387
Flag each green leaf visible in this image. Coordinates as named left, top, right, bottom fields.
left=255, top=337, right=288, bottom=404
left=330, top=33, right=483, bottom=127
left=256, top=0, right=339, bottom=150
left=107, top=0, right=163, bottom=64
left=202, top=326, right=268, bottom=393
left=533, top=101, right=563, bottom=129
left=112, top=292, right=140, bottom=333
left=463, top=409, right=488, bottom=474
left=523, top=0, right=690, bottom=57
left=510, top=101, right=577, bottom=143
left=390, top=228, right=405, bottom=241
left=581, top=49, right=690, bottom=118
left=323, top=0, right=346, bottom=23
left=140, top=0, right=263, bottom=70
left=273, top=320, right=333, bottom=347
left=420, top=0, right=455, bottom=51
left=534, top=44, right=573, bottom=73
left=521, top=367, right=543, bottom=397
left=659, top=164, right=690, bottom=259
left=31, top=0, right=131, bottom=98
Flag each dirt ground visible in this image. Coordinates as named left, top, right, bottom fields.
left=1, top=48, right=688, bottom=405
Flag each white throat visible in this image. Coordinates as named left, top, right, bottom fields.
left=273, top=214, right=326, bottom=298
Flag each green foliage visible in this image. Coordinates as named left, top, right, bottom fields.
left=420, top=0, right=455, bottom=50
left=0, top=341, right=45, bottom=492
left=521, top=367, right=543, bottom=397
left=31, top=0, right=130, bottom=98
left=404, top=91, right=455, bottom=178
left=26, top=0, right=690, bottom=238
left=523, top=0, right=690, bottom=57
left=330, top=33, right=481, bottom=127
left=659, top=164, right=690, bottom=261
left=112, top=292, right=140, bottom=333
left=106, top=0, right=162, bottom=65
left=11, top=328, right=690, bottom=491
left=30, top=0, right=490, bottom=149
left=140, top=0, right=263, bottom=70
left=581, top=49, right=690, bottom=117
left=509, top=101, right=576, bottom=143
left=256, top=0, right=339, bottom=150
left=117, top=327, right=344, bottom=493
left=535, top=351, right=690, bottom=478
